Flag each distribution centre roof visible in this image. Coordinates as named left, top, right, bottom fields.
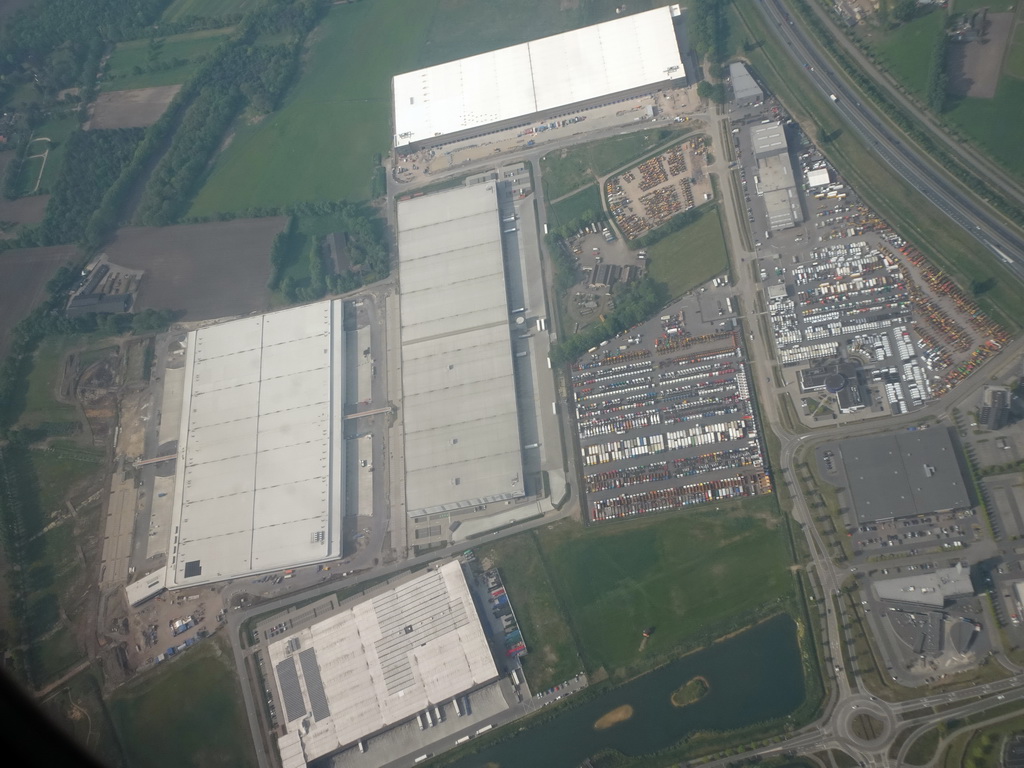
left=269, top=561, right=497, bottom=762
left=873, top=564, right=974, bottom=608
left=393, top=5, right=685, bottom=147
left=397, top=185, right=525, bottom=517
left=165, top=301, right=346, bottom=588
left=839, top=428, right=971, bottom=524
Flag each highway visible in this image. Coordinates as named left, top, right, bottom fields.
left=758, top=0, right=1024, bottom=274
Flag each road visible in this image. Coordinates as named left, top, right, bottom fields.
left=757, top=0, right=1024, bottom=274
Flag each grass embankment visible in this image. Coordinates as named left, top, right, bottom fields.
left=670, top=676, right=709, bottom=708
left=190, top=0, right=665, bottom=214
left=731, top=1, right=1022, bottom=333
left=101, top=28, right=235, bottom=92
left=111, top=636, right=257, bottom=768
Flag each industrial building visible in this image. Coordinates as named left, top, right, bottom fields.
left=979, top=385, right=1011, bottom=430
left=798, top=361, right=867, bottom=414
left=397, top=185, right=526, bottom=532
left=392, top=5, right=686, bottom=150
left=873, top=563, right=975, bottom=608
left=267, top=561, right=498, bottom=767
left=164, top=301, right=347, bottom=588
left=838, top=428, right=971, bottom=524
left=750, top=121, right=801, bottom=231
left=729, top=62, right=762, bottom=106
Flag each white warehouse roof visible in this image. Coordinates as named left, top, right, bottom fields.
left=397, top=185, right=525, bottom=517
left=268, top=561, right=497, bottom=762
left=393, top=5, right=685, bottom=147
left=165, top=301, right=346, bottom=588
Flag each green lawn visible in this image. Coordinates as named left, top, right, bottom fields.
left=111, top=637, right=257, bottom=768
left=21, top=337, right=81, bottom=425
left=189, top=0, right=663, bottom=215
left=646, top=205, right=729, bottom=299
left=538, top=496, right=792, bottom=679
left=476, top=534, right=581, bottom=692
left=161, top=0, right=260, bottom=22
left=946, top=77, right=1024, bottom=179
left=549, top=184, right=603, bottom=230
left=28, top=626, right=83, bottom=684
left=30, top=441, right=104, bottom=514
left=870, top=8, right=946, bottom=99
left=100, top=28, right=234, bottom=92
left=1007, top=23, right=1024, bottom=79
left=541, top=127, right=691, bottom=201
left=952, top=0, right=1015, bottom=11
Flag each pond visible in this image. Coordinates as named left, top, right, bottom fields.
left=447, top=613, right=805, bottom=768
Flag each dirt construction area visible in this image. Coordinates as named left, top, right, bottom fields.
left=85, top=85, right=182, bottom=130
left=101, top=217, right=287, bottom=320
left=948, top=13, right=1014, bottom=99
left=0, top=244, right=79, bottom=360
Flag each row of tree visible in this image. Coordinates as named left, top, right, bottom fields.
left=926, top=29, right=949, bottom=114
left=690, top=0, right=730, bottom=68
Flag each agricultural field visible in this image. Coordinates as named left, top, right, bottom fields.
left=1007, top=22, right=1024, bottom=79
left=946, top=78, right=1024, bottom=180
left=868, top=8, right=946, bottom=100
left=188, top=0, right=665, bottom=215
left=476, top=534, right=581, bottom=693
left=540, top=128, right=691, bottom=201
left=110, top=636, right=257, bottom=768
left=535, top=496, right=792, bottom=680
left=160, top=0, right=260, bottom=22
left=100, top=28, right=234, bottom=92
left=646, top=206, right=729, bottom=299
left=0, top=245, right=77, bottom=362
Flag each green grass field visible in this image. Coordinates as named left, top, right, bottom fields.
left=946, top=77, right=1024, bottom=179
left=549, top=184, right=603, bottom=229
left=1007, top=23, right=1024, bottom=79
left=100, top=28, right=234, bottom=92
left=11, top=116, right=79, bottom=197
left=870, top=8, right=946, bottom=99
left=29, top=626, right=82, bottom=683
left=476, top=534, right=581, bottom=692
left=952, top=0, right=1016, bottom=11
left=537, top=496, right=792, bottom=679
left=646, top=205, right=729, bottom=299
left=21, top=337, right=80, bottom=425
left=541, top=128, right=691, bottom=201
left=189, top=0, right=663, bottom=215
left=41, top=669, right=125, bottom=768
left=111, top=637, right=257, bottom=768
left=161, top=0, right=260, bottom=22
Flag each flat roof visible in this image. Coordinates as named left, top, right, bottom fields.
left=124, top=568, right=166, bottom=606
left=758, top=153, right=801, bottom=231
left=398, top=185, right=525, bottom=517
left=268, top=561, right=497, bottom=761
left=165, top=301, right=345, bottom=587
left=839, top=428, right=971, bottom=524
left=729, top=62, right=762, bottom=102
left=392, top=6, right=685, bottom=147
left=873, top=564, right=974, bottom=607
left=750, top=122, right=787, bottom=157
left=807, top=167, right=831, bottom=188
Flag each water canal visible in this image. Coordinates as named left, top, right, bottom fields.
left=447, top=613, right=805, bottom=768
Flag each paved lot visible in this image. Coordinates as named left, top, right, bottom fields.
left=0, top=244, right=79, bottom=361
left=102, top=217, right=286, bottom=319
left=86, top=85, right=182, bottom=129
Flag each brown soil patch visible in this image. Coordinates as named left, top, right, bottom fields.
left=86, top=85, right=182, bottom=130
left=594, top=704, right=633, bottom=730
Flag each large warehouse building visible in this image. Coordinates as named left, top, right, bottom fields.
left=392, top=5, right=686, bottom=150
left=268, top=561, right=498, bottom=765
left=397, top=184, right=525, bottom=526
left=165, top=301, right=346, bottom=588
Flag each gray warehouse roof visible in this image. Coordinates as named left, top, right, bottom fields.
left=839, top=428, right=971, bottom=524
left=268, top=561, right=497, bottom=762
left=750, top=122, right=787, bottom=157
left=873, top=564, right=974, bottom=608
left=729, top=62, right=762, bottom=104
left=757, top=154, right=801, bottom=231
left=398, top=185, right=525, bottom=517
left=165, top=301, right=345, bottom=587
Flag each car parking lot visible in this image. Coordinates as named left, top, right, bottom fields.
left=850, top=510, right=980, bottom=558
left=570, top=285, right=772, bottom=522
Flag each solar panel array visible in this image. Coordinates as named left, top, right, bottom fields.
left=298, top=648, right=331, bottom=722
left=275, top=656, right=306, bottom=723
left=372, top=569, right=470, bottom=694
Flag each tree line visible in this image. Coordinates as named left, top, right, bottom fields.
left=690, top=0, right=730, bottom=73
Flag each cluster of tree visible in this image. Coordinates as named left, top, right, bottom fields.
left=544, top=233, right=581, bottom=296
left=926, top=29, right=949, bottom=113
left=690, top=0, right=730, bottom=66
left=697, top=81, right=729, bottom=104
left=549, top=277, right=668, bottom=366
left=241, top=0, right=329, bottom=40
left=134, top=85, right=244, bottom=225
left=791, top=0, right=1024, bottom=226
left=26, top=129, right=144, bottom=246
left=890, top=0, right=919, bottom=25
left=0, top=0, right=169, bottom=97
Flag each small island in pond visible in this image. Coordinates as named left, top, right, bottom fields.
left=670, top=676, right=710, bottom=708
left=593, top=704, right=634, bottom=730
